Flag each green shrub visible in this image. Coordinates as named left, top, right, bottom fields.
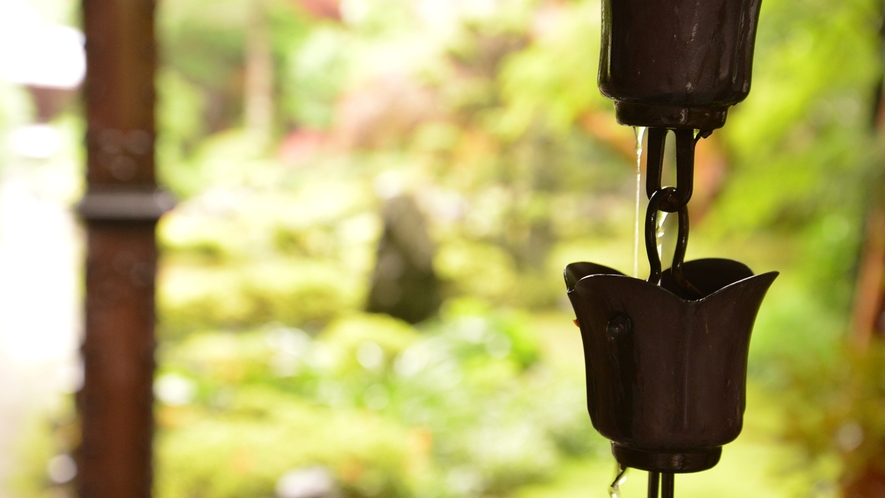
left=156, top=387, right=414, bottom=498
left=155, top=310, right=604, bottom=497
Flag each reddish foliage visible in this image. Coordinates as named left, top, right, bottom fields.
left=294, top=0, right=341, bottom=21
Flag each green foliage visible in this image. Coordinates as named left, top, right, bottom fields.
left=154, top=310, right=601, bottom=497
left=159, top=260, right=360, bottom=338
left=781, top=342, right=885, bottom=489
left=496, top=1, right=608, bottom=137
left=5, top=398, right=78, bottom=498
left=1, top=0, right=877, bottom=497
left=160, top=0, right=249, bottom=85
left=435, top=298, right=541, bottom=369
left=6, top=417, right=61, bottom=498
left=711, top=0, right=881, bottom=231
left=729, top=0, right=880, bottom=153
left=696, top=0, right=884, bottom=367
left=156, top=69, right=207, bottom=181
left=156, top=135, right=385, bottom=338
left=279, top=26, right=353, bottom=129
left=156, top=388, right=413, bottom=498
left=143, top=0, right=885, bottom=496
left=319, top=314, right=419, bottom=376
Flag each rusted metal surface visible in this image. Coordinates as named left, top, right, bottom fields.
left=81, top=0, right=157, bottom=187
left=78, top=0, right=164, bottom=496
left=78, top=223, right=157, bottom=498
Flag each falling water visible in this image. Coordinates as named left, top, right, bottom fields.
left=632, top=126, right=646, bottom=278
left=609, top=464, right=628, bottom=498
left=657, top=210, right=670, bottom=262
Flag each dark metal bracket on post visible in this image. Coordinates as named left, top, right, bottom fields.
left=78, top=188, right=175, bottom=222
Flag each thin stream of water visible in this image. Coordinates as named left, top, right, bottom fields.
left=609, top=464, right=628, bottom=498
left=657, top=211, right=669, bottom=262
left=632, top=126, right=646, bottom=278
left=641, top=128, right=675, bottom=270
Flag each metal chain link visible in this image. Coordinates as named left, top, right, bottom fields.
left=643, top=128, right=710, bottom=297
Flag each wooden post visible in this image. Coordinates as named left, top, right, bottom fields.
left=851, top=200, right=885, bottom=346
left=77, top=0, right=171, bottom=496
left=851, top=21, right=885, bottom=346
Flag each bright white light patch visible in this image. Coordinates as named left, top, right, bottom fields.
left=356, top=341, right=384, bottom=370
left=8, top=124, right=61, bottom=159
left=154, top=373, right=197, bottom=406
left=0, top=1, right=85, bottom=88
left=47, top=454, right=76, bottom=484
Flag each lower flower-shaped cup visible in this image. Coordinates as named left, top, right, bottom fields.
left=564, top=259, right=777, bottom=473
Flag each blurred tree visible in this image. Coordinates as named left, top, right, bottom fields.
left=852, top=9, right=885, bottom=347
left=244, top=0, right=274, bottom=142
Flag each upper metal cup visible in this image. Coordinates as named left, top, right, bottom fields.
left=598, top=0, right=763, bottom=129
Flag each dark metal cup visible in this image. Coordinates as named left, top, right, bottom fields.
left=598, top=0, right=763, bottom=129
left=565, top=259, right=776, bottom=472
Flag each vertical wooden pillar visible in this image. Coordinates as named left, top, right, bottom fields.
left=851, top=202, right=885, bottom=346
left=77, top=1, right=171, bottom=496
left=851, top=25, right=885, bottom=347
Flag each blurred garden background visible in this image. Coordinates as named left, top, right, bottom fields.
left=2, top=0, right=885, bottom=496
